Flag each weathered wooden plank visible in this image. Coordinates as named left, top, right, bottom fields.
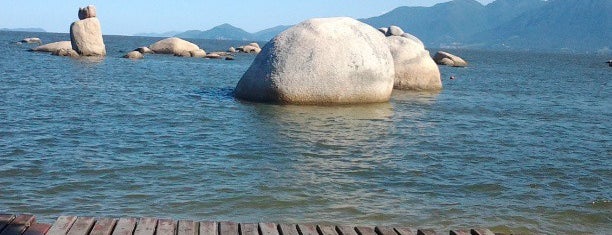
left=89, top=218, right=117, bottom=235
left=335, top=226, right=357, bottom=235
left=22, top=223, right=51, bottom=235
left=46, top=216, right=77, bottom=235
left=240, top=223, right=258, bottom=235
left=0, top=214, right=36, bottom=235
left=449, top=230, right=469, bottom=235
left=278, top=224, right=298, bottom=235
left=316, top=225, right=337, bottom=235
left=297, top=225, right=318, bottom=235
left=177, top=220, right=197, bottom=235
left=66, top=217, right=95, bottom=235
left=415, top=230, right=436, bottom=235
left=355, top=227, right=376, bottom=235
left=258, top=223, right=278, bottom=235
left=199, top=222, right=217, bottom=235
left=374, top=227, right=397, bottom=235
left=156, top=219, right=176, bottom=235
left=0, top=215, right=16, bottom=233
left=392, top=228, right=414, bottom=235
left=110, top=218, right=137, bottom=235
left=219, top=222, right=238, bottom=235
left=133, top=218, right=157, bottom=235
left=469, top=229, right=494, bottom=235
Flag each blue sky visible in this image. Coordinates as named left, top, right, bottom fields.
left=1, top=0, right=494, bottom=35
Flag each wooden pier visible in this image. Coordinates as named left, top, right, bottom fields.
left=0, top=214, right=500, bottom=235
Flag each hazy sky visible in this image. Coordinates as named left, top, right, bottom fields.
left=1, top=0, right=495, bottom=35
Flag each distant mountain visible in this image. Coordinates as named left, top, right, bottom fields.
left=252, top=25, right=292, bottom=41
left=361, top=0, right=610, bottom=52
left=473, top=0, right=612, bottom=51
left=134, top=31, right=181, bottom=38
left=361, top=0, right=490, bottom=45
left=176, top=23, right=254, bottom=40
left=0, top=27, right=46, bottom=33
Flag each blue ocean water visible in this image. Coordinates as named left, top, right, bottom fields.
left=0, top=31, right=610, bottom=234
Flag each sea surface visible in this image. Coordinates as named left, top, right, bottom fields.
left=0, top=31, right=610, bottom=234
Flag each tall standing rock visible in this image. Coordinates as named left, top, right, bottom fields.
left=70, top=5, right=106, bottom=56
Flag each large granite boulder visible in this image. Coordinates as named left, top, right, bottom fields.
left=376, top=25, right=441, bottom=91
left=149, top=37, right=200, bottom=55
left=433, top=51, right=468, bottom=67
left=70, top=5, right=106, bottom=56
left=31, top=41, right=72, bottom=52
left=234, top=17, right=395, bottom=104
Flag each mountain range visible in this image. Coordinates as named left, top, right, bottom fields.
left=149, top=0, right=609, bottom=52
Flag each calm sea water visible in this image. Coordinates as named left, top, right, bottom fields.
left=0, top=31, right=610, bottom=234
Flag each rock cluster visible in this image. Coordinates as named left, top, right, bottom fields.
left=124, top=37, right=237, bottom=60
left=236, top=43, right=261, bottom=54
left=381, top=25, right=442, bottom=91
left=235, top=17, right=395, bottom=104
left=433, top=51, right=468, bottom=67
left=70, top=5, right=106, bottom=56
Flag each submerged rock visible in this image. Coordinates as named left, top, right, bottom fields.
left=235, top=17, right=395, bottom=104
left=31, top=41, right=72, bottom=52
left=433, top=51, right=468, bottom=67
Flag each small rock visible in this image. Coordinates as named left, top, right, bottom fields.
left=385, top=25, right=405, bottom=36
left=433, top=51, right=468, bottom=67
left=248, top=42, right=260, bottom=49
left=78, top=5, right=97, bottom=20
left=225, top=56, right=234, bottom=60
left=21, top=37, right=42, bottom=44
left=123, top=51, right=143, bottom=59
left=135, top=47, right=153, bottom=54
left=378, top=27, right=388, bottom=35
left=228, top=47, right=236, bottom=53
left=205, top=53, right=221, bottom=59
left=32, top=41, right=72, bottom=52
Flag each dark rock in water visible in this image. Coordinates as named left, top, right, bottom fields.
left=135, top=46, right=153, bottom=54
left=123, top=51, right=143, bottom=59
left=225, top=56, right=234, bottom=60
left=607, top=60, right=612, bottom=67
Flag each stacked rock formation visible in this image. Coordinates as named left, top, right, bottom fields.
left=382, top=25, right=442, bottom=91
left=70, top=5, right=106, bottom=56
